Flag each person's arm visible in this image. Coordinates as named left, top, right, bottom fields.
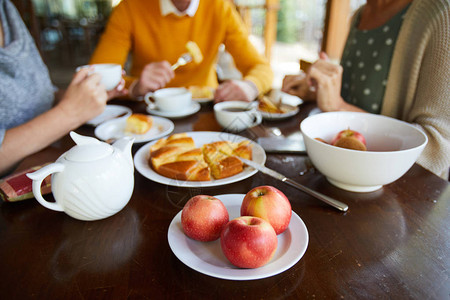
left=397, top=8, right=450, bottom=179
left=128, top=61, right=174, bottom=99
left=89, top=1, right=134, bottom=87
left=306, top=53, right=366, bottom=113
left=0, top=69, right=108, bottom=174
left=216, top=2, right=273, bottom=101
left=281, top=72, right=317, bottom=101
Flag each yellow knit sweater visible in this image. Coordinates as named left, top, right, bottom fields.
left=89, top=0, right=273, bottom=94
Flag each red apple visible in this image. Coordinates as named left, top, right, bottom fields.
left=241, top=186, right=292, bottom=235
left=331, top=128, right=366, bottom=146
left=220, top=216, right=278, bottom=268
left=181, top=195, right=229, bottom=242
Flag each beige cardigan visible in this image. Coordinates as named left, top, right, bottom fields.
left=379, top=0, right=450, bottom=179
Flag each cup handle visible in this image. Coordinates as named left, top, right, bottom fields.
left=27, top=163, right=65, bottom=212
left=144, top=92, right=156, bottom=109
left=251, top=111, right=262, bottom=127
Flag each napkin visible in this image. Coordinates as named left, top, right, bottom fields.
left=0, top=164, right=51, bottom=202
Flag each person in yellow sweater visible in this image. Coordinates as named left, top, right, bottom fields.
left=89, top=0, right=273, bottom=102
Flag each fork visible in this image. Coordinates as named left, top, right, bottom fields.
left=171, top=53, right=193, bottom=70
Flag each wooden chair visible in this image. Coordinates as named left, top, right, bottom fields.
left=233, top=0, right=280, bottom=61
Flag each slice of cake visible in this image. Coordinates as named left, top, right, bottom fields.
left=125, top=114, right=153, bottom=134
left=202, top=144, right=243, bottom=179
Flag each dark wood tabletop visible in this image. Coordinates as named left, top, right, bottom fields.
left=1, top=100, right=449, bottom=299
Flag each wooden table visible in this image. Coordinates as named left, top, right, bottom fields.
left=1, top=100, right=449, bottom=299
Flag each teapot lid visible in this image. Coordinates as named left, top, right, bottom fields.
left=65, top=143, right=113, bottom=162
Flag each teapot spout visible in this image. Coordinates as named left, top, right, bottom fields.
left=70, top=131, right=101, bottom=145
left=113, top=137, right=135, bottom=167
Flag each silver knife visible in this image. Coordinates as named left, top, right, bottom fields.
left=240, top=158, right=348, bottom=212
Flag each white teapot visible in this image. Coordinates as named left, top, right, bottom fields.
left=27, top=132, right=135, bottom=221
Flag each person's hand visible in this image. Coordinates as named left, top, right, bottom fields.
left=130, top=61, right=174, bottom=98
left=57, top=67, right=108, bottom=124
left=214, top=80, right=258, bottom=103
left=107, top=70, right=128, bottom=100
left=281, top=71, right=316, bottom=101
left=307, top=52, right=346, bottom=111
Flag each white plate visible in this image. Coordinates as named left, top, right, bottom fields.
left=259, top=105, right=300, bottom=121
left=167, top=194, right=309, bottom=280
left=193, top=97, right=213, bottom=104
left=189, top=86, right=215, bottom=104
left=268, top=89, right=304, bottom=107
left=86, top=105, right=132, bottom=126
left=134, top=131, right=266, bottom=187
left=146, top=102, right=201, bottom=119
left=95, top=115, right=174, bottom=143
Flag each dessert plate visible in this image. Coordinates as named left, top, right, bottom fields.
left=146, top=102, right=201, bottom=119
left=95, top=115, right=174, bottom=144
left=189, top=86, right=215, bottom=104
left=134, top=131, right=266, bottom=187
left=258, top=90, right=303, bottom=121
left=167, top=194, right=309, bottom=280
left=86, top=105, right=132, bottom=126
left=193, top=97, right=213, bottom=104
left=268, top=90, right=304, bottom=107
left=259, top=105, right=300, bottom=121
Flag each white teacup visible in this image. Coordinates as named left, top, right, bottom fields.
left=76, top=64, right=122, bottom=91
left=144, top=88, right=192, bottom=112
left=214, top=101, right=262, bottom=132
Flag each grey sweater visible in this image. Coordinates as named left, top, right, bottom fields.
left=0, top=0, right=54, bottom=146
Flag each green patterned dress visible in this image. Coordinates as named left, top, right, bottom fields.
left=340, top=5, right=410, bottom=113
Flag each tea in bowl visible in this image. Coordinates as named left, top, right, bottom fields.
left=300, top=112, right=427, bottom=192
left=76, top=63, right=122, bottom=91
left=144, top=88, right=192, bottom=112
left=214, top=101, right=262, bottom=132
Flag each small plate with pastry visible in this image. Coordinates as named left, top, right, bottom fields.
left=86, top=104, right=132, bottom=126
left=134, top=131, right=266, bottom=187
left=188, top=86, right=215, bottom=103
left=258, top=95, right=300, bottom=121
left=95, top=114, right=174, bottom=144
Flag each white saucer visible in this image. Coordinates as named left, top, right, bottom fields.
left=95, top=115, right=174, bottom=144
left=86, top=105, right=132, bottom=126
left=146, top=102, right=201, bottom=119
left=193, top=97, right=213, bottom=104
left=259, top=105, right=300, bottom=121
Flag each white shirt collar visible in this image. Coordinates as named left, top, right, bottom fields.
left=160, top=0, right=199, bottom=17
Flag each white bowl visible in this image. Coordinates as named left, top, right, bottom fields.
left=300, top=112, right=427, bottom=192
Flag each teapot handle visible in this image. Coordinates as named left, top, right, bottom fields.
left=27, top=163, right=65, bottom=212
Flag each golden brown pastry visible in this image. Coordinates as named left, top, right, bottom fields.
left=149, top=133, right=253, bottom=181
left=188, top=86, right=214, bottom=99
left=258, top=96, right=283, bottom=113
left=202, top=144, right=243, bottom=179
left=125, top=114, right=153, bottom=134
